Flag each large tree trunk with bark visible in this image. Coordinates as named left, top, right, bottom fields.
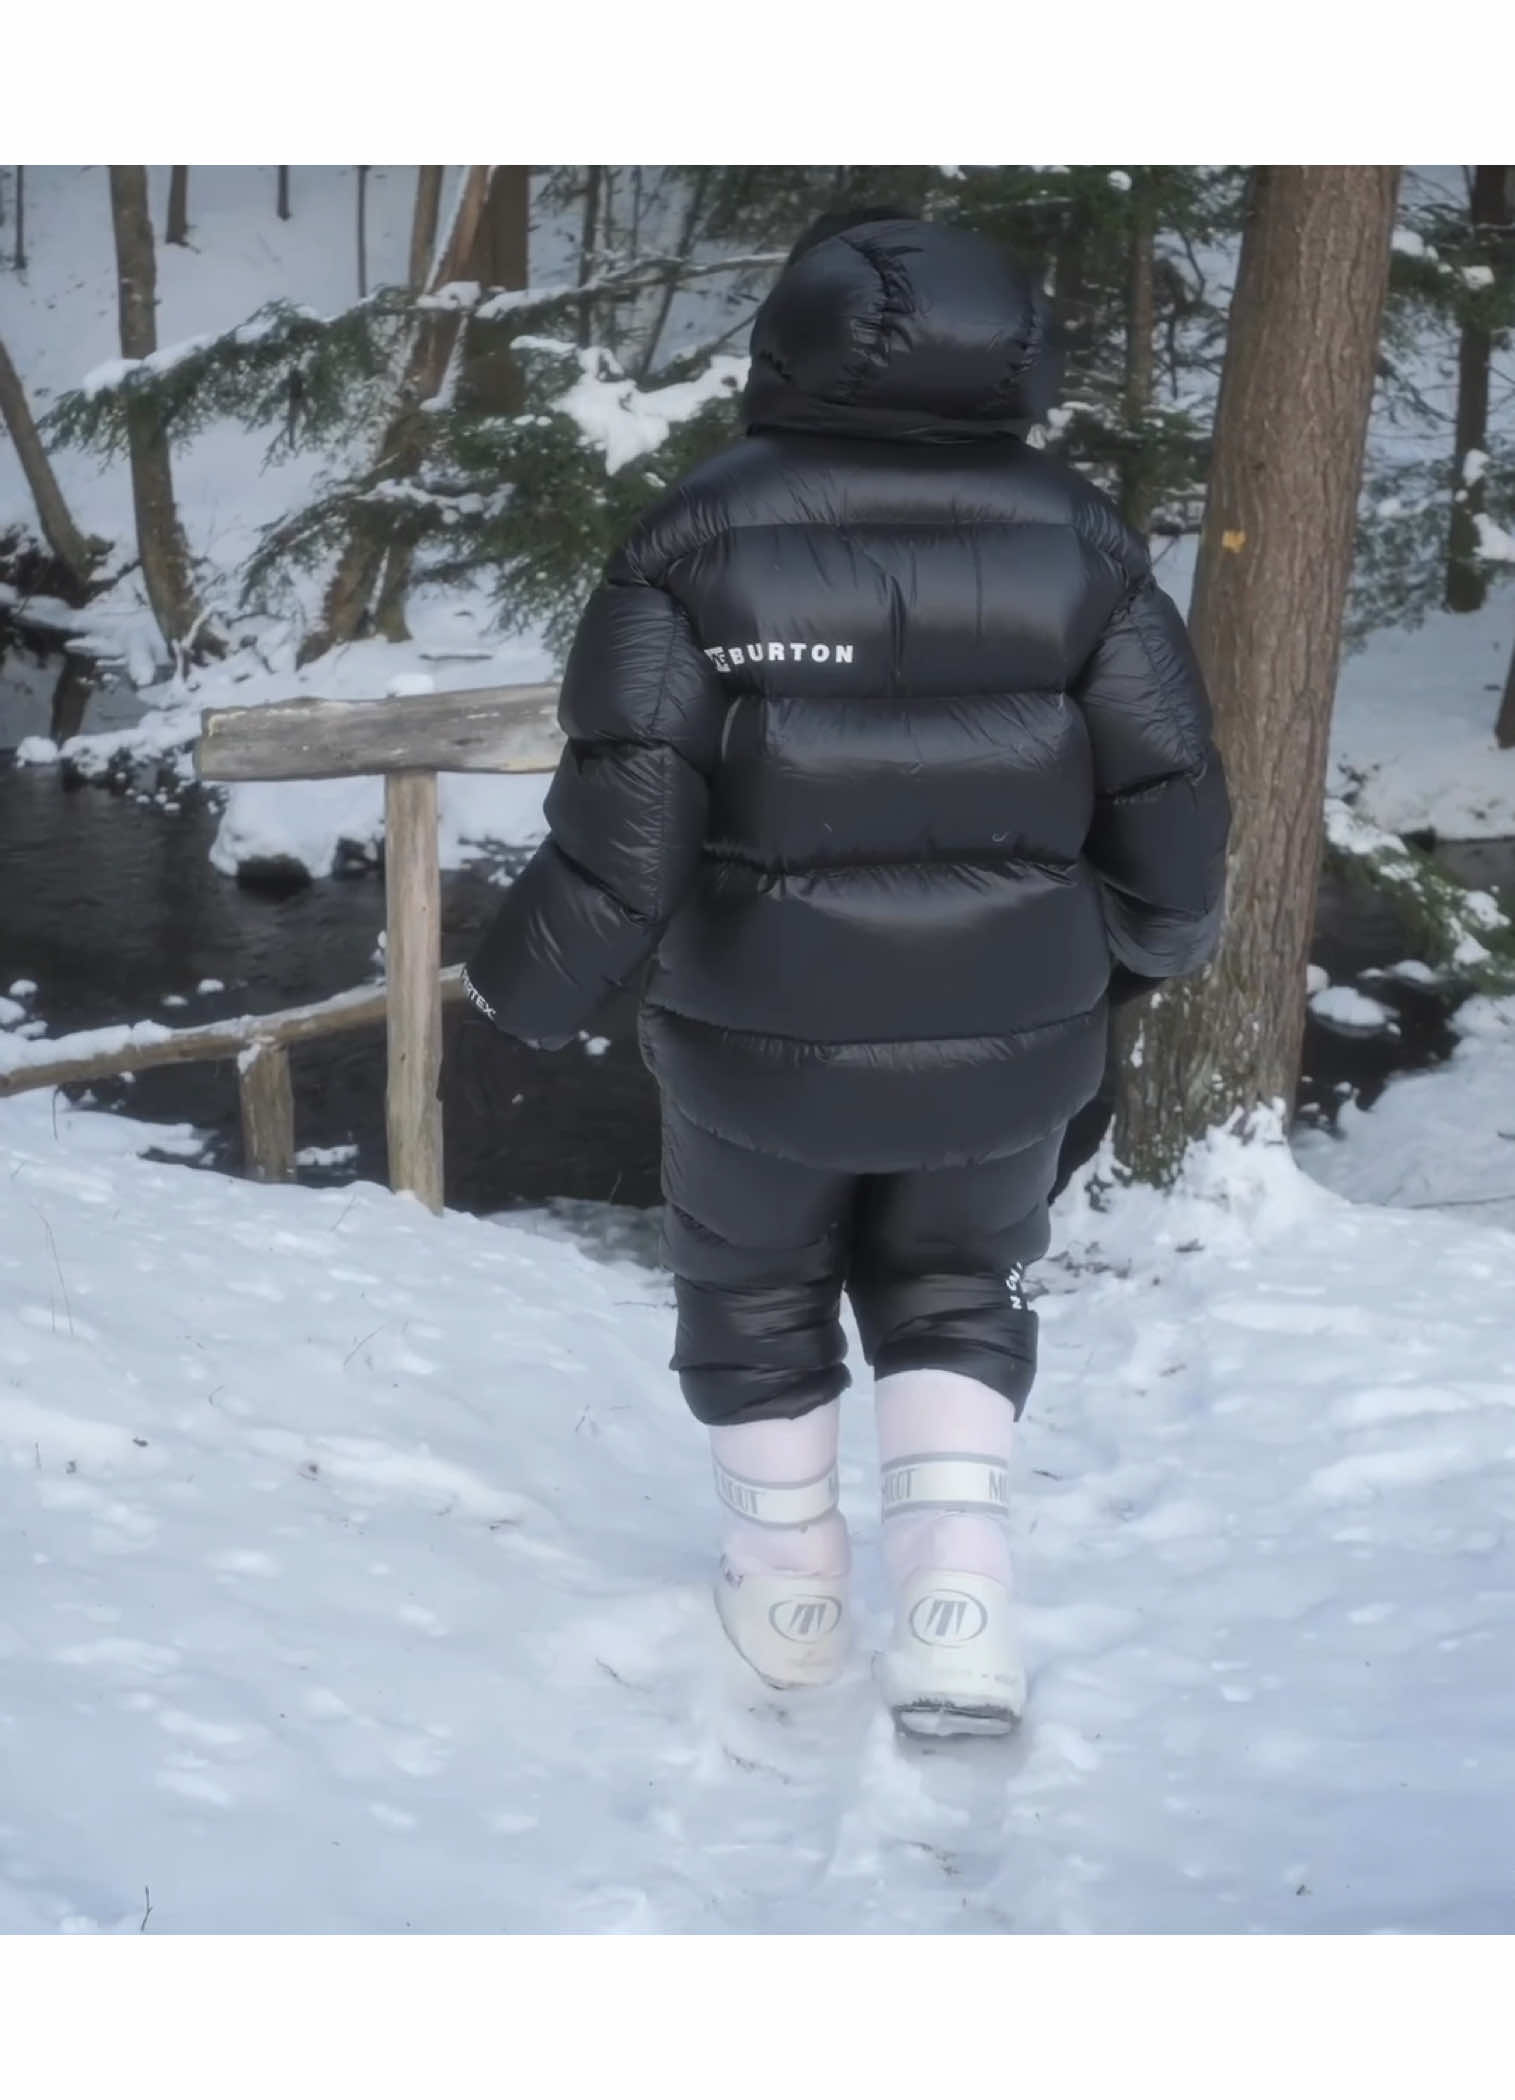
left=636, top=167, right=709, bottom=381
left=407, top=165, right=443, bottom=290
left=1120, top=169, right=1157, bottom=538
left=1446, top=166, right=1515, bottom=614
left=302, top=167, right=491, bottom=663
left=456, top=165, right=529, bottom=416
left=166, top=166, right=189, bottom=246
left=1113, top=166, right=1399, bottom=1185
left=576, top=166, right=602, bottom=350
left=377, top=167, right=529, bottom=640
left=473, top=165, right=529, bottom=294
left=0, top=333, right=102, bottom=598
left=107, top=165, right=220, bottom=659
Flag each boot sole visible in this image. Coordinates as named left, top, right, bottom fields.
left=891, top=1698, right=1021, bottom=1739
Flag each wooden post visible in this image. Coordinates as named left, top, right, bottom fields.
left=238, top=1042, right=295, bottom=1182
left=384, top=770, right=443, bottom=1212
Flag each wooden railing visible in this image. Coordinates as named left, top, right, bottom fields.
left=1, top=682, right=565, bottom=1212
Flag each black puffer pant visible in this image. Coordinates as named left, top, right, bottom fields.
left=659, top=1097, right=1061, bottom=1428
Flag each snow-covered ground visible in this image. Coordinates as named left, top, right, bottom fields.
left=1331, top=581, right=1515, bottom=842
left=3, top=1084, right=1513, bottom=1934
left=1159, top=533, right=1515, bottom=847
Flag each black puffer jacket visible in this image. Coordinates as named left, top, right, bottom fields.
left=466, top=216, right=1230, bottom=1172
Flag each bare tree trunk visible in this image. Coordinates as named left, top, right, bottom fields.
left=1120, top=169, right=1156, bottom=538
left=276, top=166, right=290, bottom=222
left=1113, top=166, right=1399, bottom=1185
left=599, top=168, right=621, bottom=353
left=373, top=168, right=530, bottom=642
left=1050, top=198, right=1097, bottom=365
left=1447, top=166, right=1515, bottom=614
left=455, top=165, right=528, bottom=413
left=472, top=164, right=529, bottom=290
left=13, top=167, right=24, bottom=272
left=356, top=166, right=369, bottom=298
left=373, top=168, right=530, bottom=643
left=107, top=165, right=220, bottom=659
left=576, top=165, right=602, bottom=349
left=407, top=165, right=444, bottom=289
left=379, top=166, right=449, bottom=636
left=166, top=166, right=189, bottom=246
left=0, top=333, right=101, bottom=596
left=1497, top=631, right=1515, bottom=751
left=302, top=167, right=490, bottom=663
left=636, top=167, right=709, bottom=381
left=49, top=654, right=94, bottom=742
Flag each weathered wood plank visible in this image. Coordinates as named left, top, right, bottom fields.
left=238, top=1041, right=295, bottom=1182
left=384, top=771, right=444, bottom=1212
left=0, top=968, right=467, bottom=1099
left=196, top=684, right=564, bottom=782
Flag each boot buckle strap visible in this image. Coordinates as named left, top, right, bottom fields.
left=881, top=1454, right=1011, bottom=1519
left=712, top=1460, right=839, bottom=1529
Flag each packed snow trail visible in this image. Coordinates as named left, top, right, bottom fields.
left=2, top=1095, right=1513, bottom=1933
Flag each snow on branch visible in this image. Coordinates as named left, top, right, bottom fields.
left=46, top=297, right=408, bottom=460
left=1324, top=797, right=1514, bottom=984
left=521, top=341, right=748, bottom=474
left=48, top=242, right=785, bottom=458
left=472, top=250, right=787, bottom=324
left=1472, top=512, right=1515, bottom=564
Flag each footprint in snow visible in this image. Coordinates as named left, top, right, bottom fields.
left=206, top=1549, right=281, bottom=1578
left=1306, top=1442, right=1479, bottom=1500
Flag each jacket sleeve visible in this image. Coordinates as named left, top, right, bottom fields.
left=1069, top=569, right=1231, bottom=980
left=463, top=565, right=726, bottom=1047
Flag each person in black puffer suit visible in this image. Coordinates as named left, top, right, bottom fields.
left=466, top=208, right=1229, bottom=1723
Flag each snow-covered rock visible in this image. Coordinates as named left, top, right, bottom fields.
left=1309, top=985, right=1399, bottom=1035
left=1297, top=992, right=1515, bottom=1231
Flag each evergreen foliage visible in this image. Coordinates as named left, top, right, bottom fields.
left=1353, top=167, right=1515, bottom=641
left=1324, top=798, right=1515, bottom=991
left=49, top=164, right=1504, bottom=667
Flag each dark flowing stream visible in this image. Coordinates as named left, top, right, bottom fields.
left=3, top=623, right=1512, bottom=1215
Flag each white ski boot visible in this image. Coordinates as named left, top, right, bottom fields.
left=876, top=1566, right=1025, bottom=1735
left=707, top=1405, right=851, bottom=1691
left=713, top=1560, right=849, bottom=1689
left=872, top=1384, right=1027, bottom=1738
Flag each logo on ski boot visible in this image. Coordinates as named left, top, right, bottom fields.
left=909, top=1590, right=988, bottom=1646
left=768, top=1595, right=843, bottom=1642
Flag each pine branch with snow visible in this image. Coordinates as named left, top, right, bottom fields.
left=1324, top=796, right=1515, bottom=988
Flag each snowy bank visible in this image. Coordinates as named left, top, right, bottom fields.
left=1147, top=538, right=1515, bottom=847
left=1296, top=992, right=1515, bottom=1232
left=3, top=1090, right=1513, bottom=1932
left=1331, top=577, right=1515, bottom=842
left=15, top=617, right=556, bottom=878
